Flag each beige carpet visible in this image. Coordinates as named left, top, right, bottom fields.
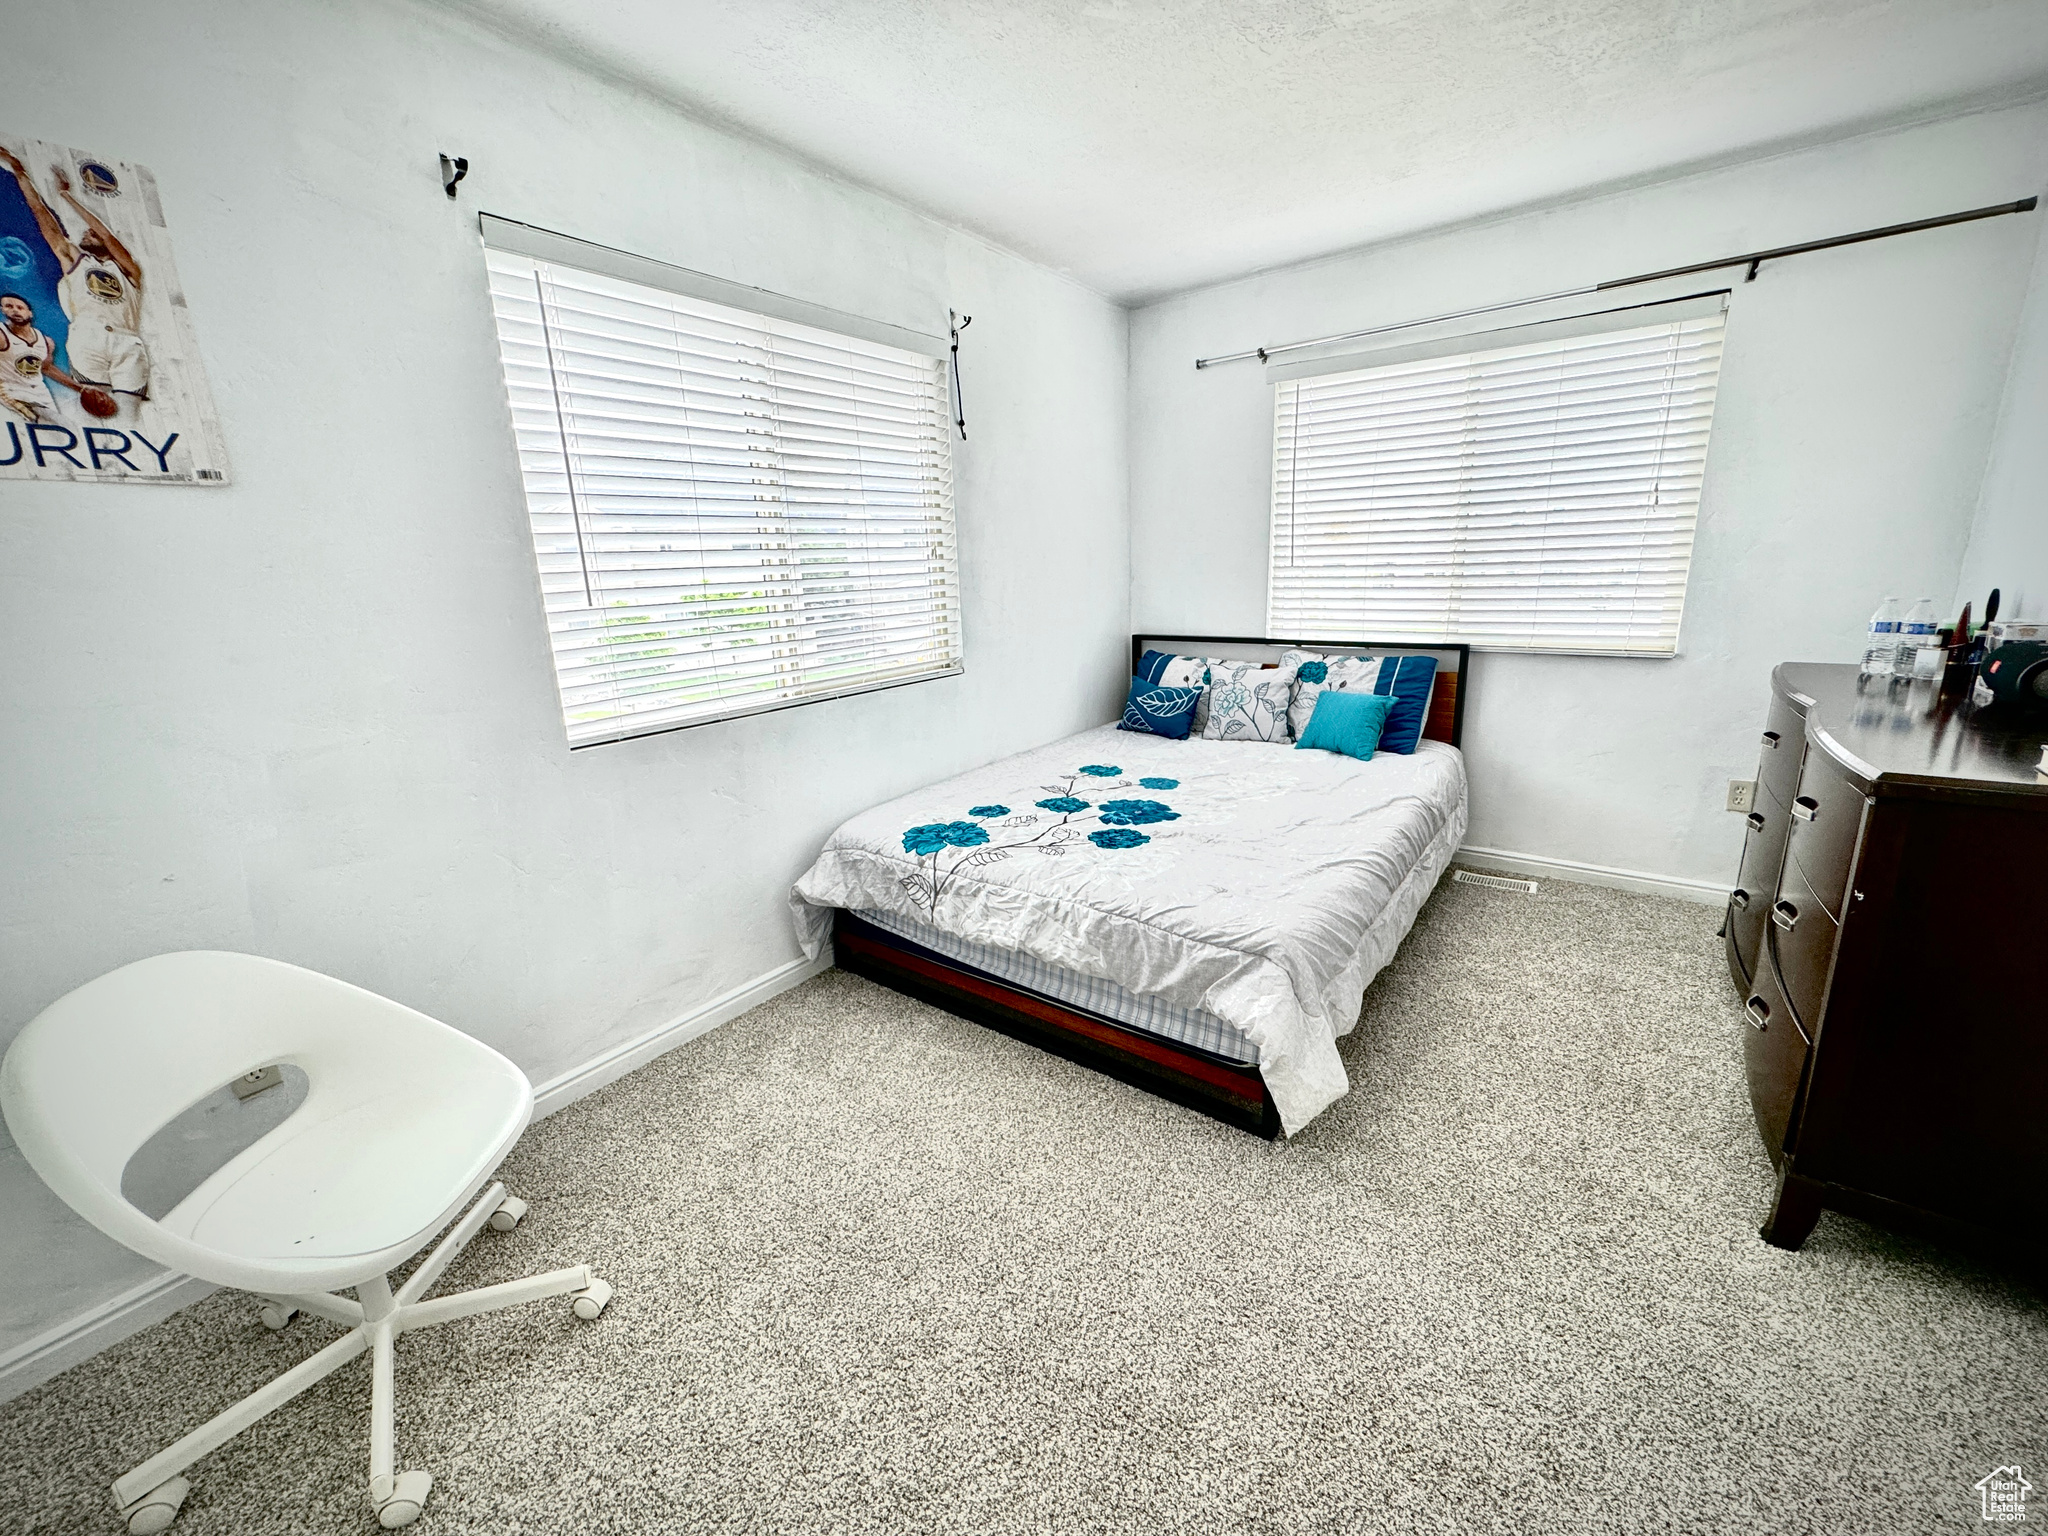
left=3, top=876, right=2042, bottom=1534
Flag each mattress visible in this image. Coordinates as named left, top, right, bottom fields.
left=792, top=723, right=1468, bottom=1134
left=851, top=905, right=1260, bottom=1063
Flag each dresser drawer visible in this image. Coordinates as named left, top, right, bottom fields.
left=1741, top=957, right=1811, bottom=1166
left=1727, top=799, right=1789, bottom=981
left=1786, top=753, right=1866, bottom=920
left=1767, top=856, right=1839, bottom=1035
left=1757, top=693, right=1805, bottom=808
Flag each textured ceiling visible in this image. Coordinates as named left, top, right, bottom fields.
left=446, top=0, right=2048, bottom=302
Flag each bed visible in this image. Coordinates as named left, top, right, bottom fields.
left=791, top=635, right=1470, bottom=1138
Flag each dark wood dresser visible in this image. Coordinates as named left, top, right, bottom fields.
left=1725, top=662, right=2048, bottom=1251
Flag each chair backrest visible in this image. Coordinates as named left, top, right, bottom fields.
left=1, top=951, right=529, bottom=1288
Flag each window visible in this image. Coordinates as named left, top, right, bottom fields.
left=1267, top=298, right=1727, bottom=656
left=483, top=222, right=959, bottom=746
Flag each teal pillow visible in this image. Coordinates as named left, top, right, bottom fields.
left=1295, top=689, right=1396, bottom=761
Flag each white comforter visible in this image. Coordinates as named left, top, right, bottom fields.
left=791, top=724, right=1467, bottom=1134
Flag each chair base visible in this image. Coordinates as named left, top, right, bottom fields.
left=111, top=1183, right=610, bottom=1532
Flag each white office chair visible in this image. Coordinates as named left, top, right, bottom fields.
left=0, top=951, right=614, bottom=1532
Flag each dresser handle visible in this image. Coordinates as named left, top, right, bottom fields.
left=1761, top=730, right=1780, bottom=749
left=1771, top=900, right=1799, bottom=931
left=1730, top=888, right=1750, bottom=910
left=1745, top=996, right=1771, bottom=1031
left=1791, top=796, right=1819, bottom=822
left=1746, top=811, right=1766, bottom=832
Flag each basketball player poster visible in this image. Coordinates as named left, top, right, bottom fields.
left=0, top=135, right=229, bottom=484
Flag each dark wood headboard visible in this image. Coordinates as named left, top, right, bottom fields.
left=1130, top=635, right=1470, bottom=749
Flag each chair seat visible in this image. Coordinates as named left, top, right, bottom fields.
left=3, top=950, right=537, bottom=1294
left=162, top=1073, right=529, bottom=1274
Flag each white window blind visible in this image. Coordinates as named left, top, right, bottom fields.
left=1268, top=303, right=1726, bottom=656
left=484, top=245, right=959, bottom=746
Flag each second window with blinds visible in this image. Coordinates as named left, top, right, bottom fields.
left=1268, top=298, right=1727, bottom=657
left=485, top=231, right=960, bottom=747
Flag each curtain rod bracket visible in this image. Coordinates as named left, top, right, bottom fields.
left=1746, top=258, right=1762, bottom=282
left=948, top=309, right=972, bottom=441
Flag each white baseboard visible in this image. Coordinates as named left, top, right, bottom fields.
left=0, top=948, right=832, bottom=1407
left=531, top=950, right=832, bottom=1117
left=0, top=1271, right=216, bottom=1406
left=1456, top=844, right=1729, bottom=907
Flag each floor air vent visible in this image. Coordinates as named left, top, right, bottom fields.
left=1453, top=870, right=1539, bottom=894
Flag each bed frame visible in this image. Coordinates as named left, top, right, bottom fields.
left=830, top=635, right=1471, bottom=1138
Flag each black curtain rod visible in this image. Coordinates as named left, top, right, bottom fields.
left=1193, top=194, right=2038, bottom=369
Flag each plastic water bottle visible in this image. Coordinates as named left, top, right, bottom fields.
left=1893, top=596, right=1938, bottom=676
left=1859, top=597, right=1899, bottom=677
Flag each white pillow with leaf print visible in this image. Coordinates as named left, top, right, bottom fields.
left=1281, top=650, right=1381, bottom=739
left=1200, top=658, right=1299, bottom=743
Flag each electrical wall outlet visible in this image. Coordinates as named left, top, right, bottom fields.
left=1726, top=779, right=1757, bottom=813
left=230, top=1065, right=282, bottom=1100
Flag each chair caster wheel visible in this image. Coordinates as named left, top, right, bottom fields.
left=571, top=1276, right=613, bottom=1321
left=487, top=1194, right=528, bottom=1233
left=257, top=1302, right=298, bottom=1332
left=121, top=1475, right=190, bottom=1534
left=372, top=1469, right=433, bottom=1529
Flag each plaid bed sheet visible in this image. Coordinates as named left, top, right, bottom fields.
left=850, top=907, right=1260, bottom=1065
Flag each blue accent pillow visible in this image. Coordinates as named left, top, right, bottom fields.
left=1135, top=649, right=1177, bottom=685
left=1369, top=654, right=1439, bottom=755
left=1118, top=675, right=1201, bottom=739
left=1295, top=689, right=1395, bottom=760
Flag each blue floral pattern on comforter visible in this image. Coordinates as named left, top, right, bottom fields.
left=895, top=769, right=1185, bottom=919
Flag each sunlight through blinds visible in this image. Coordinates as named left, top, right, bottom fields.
left=1268, top=307, right=1726, bottom=656
left=486, top=248, right=959, bottom=746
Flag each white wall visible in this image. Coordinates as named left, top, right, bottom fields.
left=0, top=0, right=1128, bottom=1355
left=1955, top=200, right=2048, bottom=620
left=1129, top=101, right=2048, bottom=887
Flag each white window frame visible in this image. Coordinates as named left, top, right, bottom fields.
left=481, top=216, right=961, bottom=747
left=1266, top=293, right=1728, bottom=658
